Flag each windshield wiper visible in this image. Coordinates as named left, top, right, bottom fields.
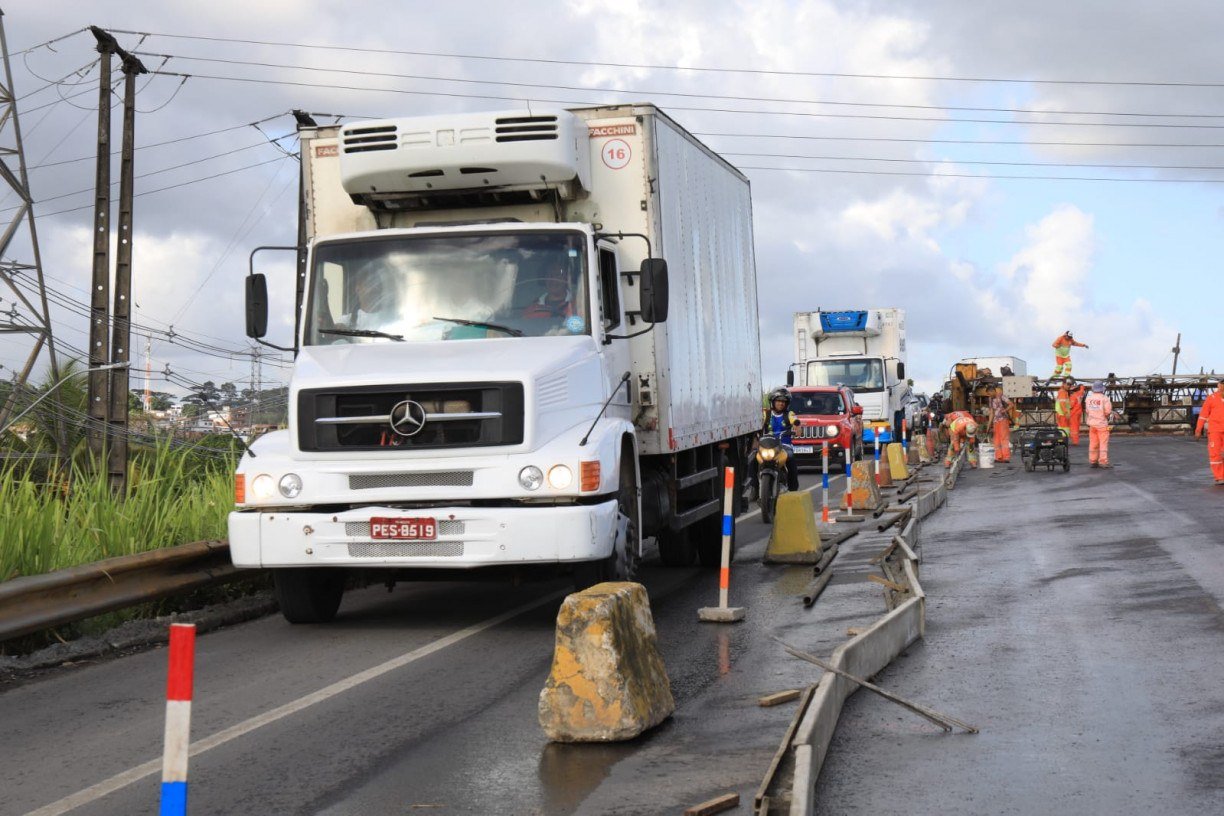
left=319, top=328, right=405, bottom=341
left=432, top=316, right=523, bottom=337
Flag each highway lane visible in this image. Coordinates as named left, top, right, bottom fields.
left=816, top=436, right=1224, bottom=814
left=2, top=470, right=864, bottom=815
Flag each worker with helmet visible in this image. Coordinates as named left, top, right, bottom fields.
left=942, top=410, right=979, bottom=468
left=1066, top=379, right=1087, bottom=446
left=744, top=387, right=801, bottom=501
left=1193, top=378, right=1224, bottom=485
left=1051, top=330, right=1088, bottom=379
left=1054, top=378, right=1074, bottom=439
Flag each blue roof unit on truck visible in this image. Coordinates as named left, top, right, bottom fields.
left=819, top=310, right=870, bottom=333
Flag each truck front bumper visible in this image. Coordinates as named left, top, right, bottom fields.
left=228, top=500, right=618, bottom=569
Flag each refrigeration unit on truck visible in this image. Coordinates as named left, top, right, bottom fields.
left=789, top=308, right=915, bottom=444
left=232, top=104, right=763, bottom=622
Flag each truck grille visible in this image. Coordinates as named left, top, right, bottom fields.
left=495, top=115, right=558, bottom=143
left=348, top=472, right=475, bottom=490
left=298, top=382, right=524, bottom=452
left=347, top=542, right=465, bottom=558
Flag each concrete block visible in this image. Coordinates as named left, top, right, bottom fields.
left=850, top=460, right=882, bottom=510
left=764, top=492, right=824, bottom=564
left=887, top=443, right=910, bottom=481
left=539, top=582, right=674, bottom=742
left=907, top=442, right=922, bottom=465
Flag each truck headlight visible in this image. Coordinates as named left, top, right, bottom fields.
left=250, top=474, right=275, bottom=501
left=519, top=466, right=543, bottom=491
left=278, top=473, right=303, bottom=499
left=547, top=465, right=573, bottom=489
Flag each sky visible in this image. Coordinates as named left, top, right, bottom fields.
left=0, top=0, right=1222, bottom=401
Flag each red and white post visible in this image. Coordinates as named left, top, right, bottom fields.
left=821, top=441, right=830, bottom=523
left=902, top=418, right=909, bottom=453
left=698, top=467, right=746, bottom=623
left=160, top=623, right=195, bottom=816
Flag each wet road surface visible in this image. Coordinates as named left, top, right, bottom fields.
left=815, top=436, right=1224, bottom=815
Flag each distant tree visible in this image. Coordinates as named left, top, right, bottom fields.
left=219, top=381, right=238, bottom=407
left=183, top=381, right=220, bottom=409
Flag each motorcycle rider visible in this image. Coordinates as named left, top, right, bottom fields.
left=744, top=387, right=801, bottom=501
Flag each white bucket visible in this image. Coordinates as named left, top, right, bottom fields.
left=978, top=443, right=996, bottom=469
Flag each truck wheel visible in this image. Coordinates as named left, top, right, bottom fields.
left=574, top=454, right=641, bottom=587
left=657, top=527, right=696, bottom=567
left=273, top=568, right=346, bottom=624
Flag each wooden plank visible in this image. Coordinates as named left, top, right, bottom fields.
left=758, top=689, right=803, bottom=707
left=684, top=792, right=739, bottom=815
left=868, top=540, right=897, bottom=565
left=868, top=573, right=907, bottom=593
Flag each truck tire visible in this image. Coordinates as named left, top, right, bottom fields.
left=574, top=453, right=641, bottom=586
left=273, top=568, right=346, bottom=624
left=656, top=527, right=696, bottom=566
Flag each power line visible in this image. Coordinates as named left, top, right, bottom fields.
left=134, top=51, right=1224, bottom=121
left=110, top=29, right=1224, bottom=89
left=146, top=69, right=1224, bottom=131
left=738, top=164, right=1224, bottom=183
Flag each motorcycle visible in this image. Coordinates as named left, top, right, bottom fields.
left=755, top=434, right=791, bottom=524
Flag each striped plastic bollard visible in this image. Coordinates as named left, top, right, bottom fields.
left=874, top=432, right=882, bottom=485
left=902, top=419, right=909, bottom=452
left=821, top=441, right=830, bottom=523
left=843, top=458, right=854, bottom=518
left=697, top=467, right=745, bottom=622
left=161, top=623, right=196, bottom=816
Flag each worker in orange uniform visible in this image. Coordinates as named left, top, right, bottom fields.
left=988, top=386, right=1013, bottom=463
left=1084, top=381, right=1115, bottom=469
left=1193, top=378, right=1224, bottom=485
left=942, top=410, right=978, bottom=468
left=1066, top=378, right=1087, bottom=446
left=1054, top=379, right=1073, bottom=439
left=1051, top=330, right=1088, bottom=378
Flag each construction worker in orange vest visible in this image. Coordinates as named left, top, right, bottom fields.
left=1066, top=378, right=1087, bottom=446
left=988, top=386, right=1013, bottom=463
left=942, top=410, right=978, bottom=468
left=1051, top=330, right=1088, bottom=378
left=1054, top=379, right=1073, bottom=439
left=1193, top=379, right=1224, bottom=485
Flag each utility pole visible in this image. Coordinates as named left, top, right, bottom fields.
left=0, top=9, right=64, bottom=450
left=86, top=26, right=117, bottom=459
left=1171, top=332, right=1182, bottom=376
left=106, top=40, right=146, bottom=494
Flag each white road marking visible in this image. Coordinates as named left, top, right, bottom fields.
left=25, top=591, right=568, bottom=816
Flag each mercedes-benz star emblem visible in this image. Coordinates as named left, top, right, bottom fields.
left=389, top=399, right=428, bottom=437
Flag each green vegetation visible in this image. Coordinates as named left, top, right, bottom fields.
left=0, top=443, right=234, bottom=582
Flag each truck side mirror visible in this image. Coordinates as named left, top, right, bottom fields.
left=896, top=361, right=906, bottom=380
left=786, top=370, right=795, bottom=387
left=639, top=258, right=669, bottom=323
left=245, top=274, right=269, bottom=338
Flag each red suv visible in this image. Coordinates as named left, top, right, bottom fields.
left=789, top=386, right=864, bottom=468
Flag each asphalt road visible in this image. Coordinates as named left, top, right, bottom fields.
left=815, top=436, right=1224, bottom=814
left=1, top=469, right=885, bottom=816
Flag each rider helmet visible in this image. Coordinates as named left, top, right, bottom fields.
left=768, top=387, right=791, bottom=411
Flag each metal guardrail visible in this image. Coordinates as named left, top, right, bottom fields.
left=0, top=540, right=246, bottom=642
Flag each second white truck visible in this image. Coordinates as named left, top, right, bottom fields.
left=790, top=308, right=916, bottom=444
left=231, top=104, right=762, bottom=622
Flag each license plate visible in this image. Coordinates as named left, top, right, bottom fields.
left=369, top=517, right=437, bottom=540
left=794, top=445, right=814, bottom=454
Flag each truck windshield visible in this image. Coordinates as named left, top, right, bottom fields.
left=791, top=392, right=845, bottom=415
left=304, top=231, right=590, bottom=345
left=806, top=359, right=885, bottom=392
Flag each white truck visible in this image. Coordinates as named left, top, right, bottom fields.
left=789, top=308, right=915, bottom=444
left=231, top=104, right=763, bottom=622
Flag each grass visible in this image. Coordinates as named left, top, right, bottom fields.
left=0, top=443, right=235, bottom=583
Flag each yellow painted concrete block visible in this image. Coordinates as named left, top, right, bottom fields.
left=764, top=491, right=823, bottom=564
left=913, top=434, right=932, bottom=464
left=851, top=460, right=882, bottom=510
left=539, top=582, right=674, bottom=742
left=887, top=443, right=910, bottom=480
